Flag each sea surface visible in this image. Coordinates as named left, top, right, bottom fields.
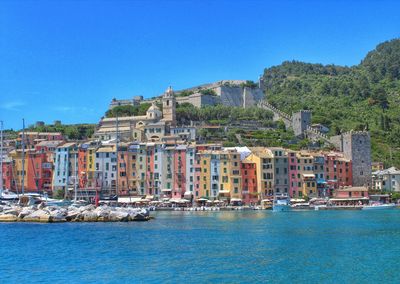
left=1, top=210, right=400, bottom=283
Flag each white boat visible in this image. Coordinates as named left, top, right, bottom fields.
left=0, top=189, right=19, bottom=201
left=273, top=194, right=291, bottom=212
left=362, top=203, right=396, bottom=210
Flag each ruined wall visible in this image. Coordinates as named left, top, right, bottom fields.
left=292, top=110, right=312, bottom=137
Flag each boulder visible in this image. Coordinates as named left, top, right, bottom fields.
left=49, top=210, right=67, bottom=222
left=94, top=207, right=111, bottom=221
left=3, top=209, right=19, bottom=216
left=129, top=209, right=150, bottom=221
left=23, top=209, right=51, bottom=223
left=109, top=210, right=129, bottom=222
left=83, top=211, right=98, bottom=222
left=0, top=213, right=18, bottom=222
left=18, top=208, right=35, bottom=219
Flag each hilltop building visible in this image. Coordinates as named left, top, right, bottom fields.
left=95, top=87, right=181, bottom=142
left=108, top=80, right=264, bottom=110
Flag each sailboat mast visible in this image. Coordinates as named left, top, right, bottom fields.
left=0, top=120, right=3, bottom=191
left=21, top=118, right=25, bottom=195
left=74, top=147, right=77, bottom=202
left=116, top=115, right=119, bottom=198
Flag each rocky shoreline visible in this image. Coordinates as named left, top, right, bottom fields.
left=0, top=204, right=150, bottom=223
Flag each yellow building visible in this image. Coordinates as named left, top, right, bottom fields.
left=9, top=149, right=30, bottom=191
left=86, top=144, right=98, bottom=188
left=296, top=152, right=318, bottom=198
left=198, top=151, right=211, bottom=199
left=247, top=147, right=274, bottom=199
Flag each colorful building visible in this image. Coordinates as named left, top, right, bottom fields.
left=241, top=156, right=258, bottom=204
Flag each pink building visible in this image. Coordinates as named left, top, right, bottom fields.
left=330, top=186, right=369, bottom=206
left=1, top=160, right=13, bottom=190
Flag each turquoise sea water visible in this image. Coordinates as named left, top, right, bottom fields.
left=1, top=210, right=400, bottom=283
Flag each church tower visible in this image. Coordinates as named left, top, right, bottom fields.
left=162, top=86, right=176, bottom=126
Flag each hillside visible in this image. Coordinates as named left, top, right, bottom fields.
left=262, top=38, right=400, bottom=167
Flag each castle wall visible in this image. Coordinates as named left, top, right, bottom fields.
left=292, top=110, right=311, bottom=137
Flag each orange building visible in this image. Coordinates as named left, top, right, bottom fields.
left=241, top=157, right=258, bottom=204
left=325, top=152, right=353, bottom=191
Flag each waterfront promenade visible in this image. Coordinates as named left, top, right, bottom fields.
left=1, top=210, right=399, bottom=283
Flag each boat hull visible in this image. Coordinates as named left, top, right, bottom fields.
left=273, top=204, right=292, bottom=212
left=362, top=204, right=396, bottom=210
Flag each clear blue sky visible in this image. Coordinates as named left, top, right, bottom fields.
left=1, top=0, right=399, bottom=129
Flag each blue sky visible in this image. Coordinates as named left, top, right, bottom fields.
left=1, top=0, right=399, bottom=129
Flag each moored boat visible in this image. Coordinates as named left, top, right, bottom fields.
left=362, top=202, right=396, bottom=210
left=273, top=194, right=291, bottom=212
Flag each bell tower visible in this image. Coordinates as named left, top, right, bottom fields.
left=162, top=86, right=176, bottom=126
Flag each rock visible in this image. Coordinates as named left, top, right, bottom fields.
left=80, top=204, right=96, bottom=213
left=129, top=209, right=150, bottom=221
left=0, top=214, right=18, bottom=222
left=3, top=209, right=18, bottom=216
left=83, top=211, right=98, bottom=222
left=23, top=209, right=51, bottom=223
left=38, top=202, right=46, bottom=210
left=18, top=208, right=35, bottom=219
left=94, top=207, right=111, bottom=221
left=49, top=210, right=67, bottom=222
left=66, top=210, right=80, bottom=221
left=109, top=210, right=129, bottom=222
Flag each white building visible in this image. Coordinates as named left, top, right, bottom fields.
left=372, top=167, right=400, bottom=192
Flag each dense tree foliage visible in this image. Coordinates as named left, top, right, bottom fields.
left=262, top=38, right=400, bottom=167
left=105, top=103, right=153, bottom=118
left=27, top=124, right=96, bottom=140
left=176, top=103, right=273, bottom=125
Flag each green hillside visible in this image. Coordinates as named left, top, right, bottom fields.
left=262, top=38, right=400, bottom=167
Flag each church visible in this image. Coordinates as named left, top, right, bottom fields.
left=94, top=87, right=194, bottom=142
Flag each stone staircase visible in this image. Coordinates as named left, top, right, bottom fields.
left=257, top=100, right=292, bottom=129
left=304, top=125, right=331, bottom=144
left=258, top=99, right=333, bottom=145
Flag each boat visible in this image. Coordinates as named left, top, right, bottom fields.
left=273, top=194, right=291, bottom=212
left=0, top=189, right=19, bottom=201
left=362, top=202, right=396, bottom=210
left=291, top=202, right=310, bottom=210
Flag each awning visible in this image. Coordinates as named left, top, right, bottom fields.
left=219, top=190, right=230, bottom=195
left=291, top=198, right=306, bottom=202
left=330, top=197, right=369, bottom=201
left=161, top=189, right=172, bottom=192
left=213, top=200, right=223, bottom=203
left=196, top=198, right=209, bottom=202
left=145, top=195, right=154, bottom=200
left=231, top=198, right=242, bottom=202
left=302, top=174, right=315, bottom=178
left=170, top=198, right=190, bottom=203
left=184, top=192, right=193, bottom=197
left=118, top=197, right=146, bottom=203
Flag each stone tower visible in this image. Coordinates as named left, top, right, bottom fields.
left=162, top=86, right=176, bottom=126
left=292, top=110, right=311, bottom=137
left=330, top=131, right=372, bottom=187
